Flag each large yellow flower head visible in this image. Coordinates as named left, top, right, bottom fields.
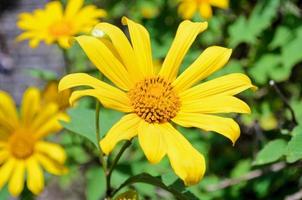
left=59, top=17, right=255, bottom=185
left=16, top=0, right=107, bottom=48
left=0, top=87, right=68, bottom=196
left=178, top=0, right=229, bottom=19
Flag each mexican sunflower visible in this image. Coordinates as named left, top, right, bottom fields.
left=42, top=81, right=71, bottom=111
left=0, top=88, right=68, bottom=196
left=59, top=18, right=255, bottom=185
left=16, top=0, right=106, bottom=48
left=178, top=0, right=229, bottom=19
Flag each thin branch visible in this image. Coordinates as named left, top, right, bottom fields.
left=205, top=162, right=286, bottom=192
left=269, top=80, right=298, bottom=126
left=107, top=140, right=132, bottom=197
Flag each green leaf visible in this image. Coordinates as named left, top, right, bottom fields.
left=86, top=167, right=106, bottom=200
left=114, top=190, right=139, bottom=200
left=66, top=146, right=90, bottom=164
left=269, top=26, right=292, bottom=49
left=61, top=107, right=123, bottom=148
left=248, top=54, right=288, bottom=84
left=61, top=108, right=98, bottom=147
left=0, top=186, right=9, bottom=200
left=281, top=28, right=302, bottom=69
left=254, top=139, right=287, bottom=165
left=113, top=173, right=199, bottom=200
left=228, top=0, right=280, bottom=47
left=231, top=159, right=252, bottom=178
left=286, top=126, right=302, bottom=163
left=25, top=68, right=57, bottom=81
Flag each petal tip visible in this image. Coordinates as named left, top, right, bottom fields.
left=99, top=140, right=110, bottom=155
left=121, top=16, right=129, bottom=25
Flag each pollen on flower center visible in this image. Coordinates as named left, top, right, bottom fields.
left=9, top=131, right=35, bottom=159
left=49, top=20, right=73, bottom=37
left=128, top=76, right=181, bottom=123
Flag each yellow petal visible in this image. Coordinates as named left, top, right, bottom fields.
left=159, top=123, right=206, bottom=185
left=0, top=114, right=14, bottom=133
left=178, top=2, right=197, bottom=19
left=93, top=23, right=143, bottom=81
left=59, top=73, right=110, bottom=90
left=210, top=0, right=229, bottom=9
left=70, top=89, right=132, bottom=113
left=199, top=3, right=213, bottom=19
left=0, top=91, right=18, bottom=129
left=28, top=39, right=40, bottom=48
left=0, top=158, right=15, bottom=189
left=180, top=95, right=251, bottom=114
left=65, top=0, right=83, bottom=19
left=26, top=156, right=44, bottom=195
left=59, top=73, right=132, bottom=112
left=9, top=160, right=25, bottom=197
left=0, top=141, right=6, bottom=147
left=73, top=5, right=106, bottom=29
left=159, top=21, right=208, bottom=81
left=36, top=153, right=68, bottom=175
left=0, top=130, right=9, bottom=141
left=34, top=113, right=68, bottom=139
left=179, top=73, right=256, bottom=101
left=122, top=17, right=154, bottom=76
left=35, top=141, right=66, bottom=164
left=75, top=35, right=133, bottom=90
left=58, top=37, right=71, bottom=49
left=138, top=121, right=166, bottom=164
left=173, top=46, right=232, bottom=92
left=0, top=150, right=9, bottom=165
left=100, top=114, right=140, bottom=155
left=45, top=1, right=63, bottom=20
left=21, top=87, right=41, bottom=126
left=31, top=103, right=59, bottom=132
left=172, top=112, right=240, bottom=145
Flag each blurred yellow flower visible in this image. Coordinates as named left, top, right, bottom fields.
left=140, top=6, right=159, bottom=19
left=0, top=87, right=68, bottom=196
left=42, top=81, right=71, bottom=111
left=16, top=0, right=106, bottom=48
left=59, top=18, right=255, bottom=185
left=178, top=0, right=229, bottom=19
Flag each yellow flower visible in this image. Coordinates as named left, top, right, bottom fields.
left=0, top=87, right=68, bottom=196
left=178, top=0, right=229, bottom=19
left=42, top=81, right=71, bottom=111
left=16, top=0, right=107, bottom=48
left=140, top=6, right=159, bottom=19
left=59, top=18, right=255, bottom=185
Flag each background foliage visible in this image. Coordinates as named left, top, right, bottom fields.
left=1, top=0, right=302, bottom=199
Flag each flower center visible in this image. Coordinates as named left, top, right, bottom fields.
left=128, top=76, right=181, bottom=123
left=9, top=130, right=35, bottom=159
left=49, top=20, right=73, bottom=37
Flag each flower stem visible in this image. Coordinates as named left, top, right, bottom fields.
left=106, top=140, right=132, bottom=197
left=95, top=101, right=107, bottom=180
left=62, top=48, right=71, bottom=74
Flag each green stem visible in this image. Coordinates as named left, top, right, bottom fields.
left=62, top=48, right=71, bottom=74
left=95, top=101, right=107, bottom=178
left=106, top=140, right=132, bottom=197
